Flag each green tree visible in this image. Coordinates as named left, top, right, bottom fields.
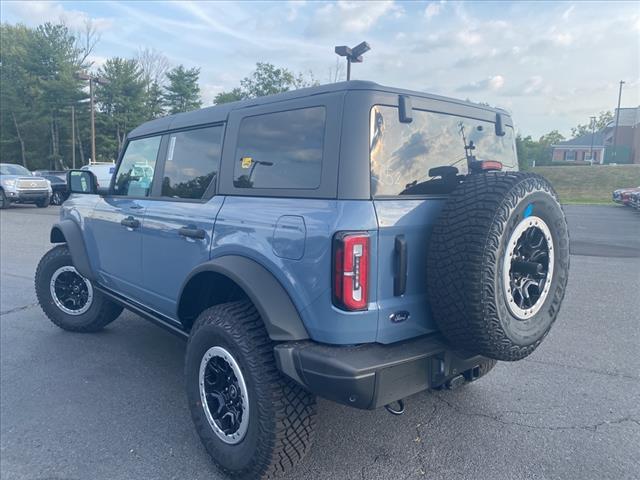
left=95, top=57, right=146, bottom=160
left=144, top=81, right=165, bottom=119
left=214, top=62, right=319, bottom=105
left=0, top=24, right=35, bottom=167
left=32, top=24, right=92, bottom=169
left=539, top=130, right=565, bottom=147
left=516, top=135, right=541, bottom=170
left=240, top=62, right=295, bottom=97
left=213, top=88, right=245, bottom=105
left=516, top=130, right=565, bottom=169
left=1, top=22, right=92, bottom=170
left=571, top=111, right=613, bottom=138
left=163, top=65, right=201, bottom=114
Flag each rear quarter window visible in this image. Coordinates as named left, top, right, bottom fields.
left=233, top=107, right=326, bottom=190
left=370, top=105, right=517, bottom=197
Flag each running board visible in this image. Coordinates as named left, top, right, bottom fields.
left=95, top=285, right=189, bottom=341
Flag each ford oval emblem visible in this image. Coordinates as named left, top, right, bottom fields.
left=389, top=311, right=410, bottom=323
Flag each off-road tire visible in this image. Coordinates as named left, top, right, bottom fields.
left=35, top=245, right=123, bottom=332
left=427, top=172, right=569, bottom=361
left=186, top=301, right=316, bottom=479
left=36, top=197, right=50, bottom=208
left=473, top=358, right=498, bottom=378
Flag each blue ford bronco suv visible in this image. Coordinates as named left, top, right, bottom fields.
left=35, top=81, right=569, bottom=479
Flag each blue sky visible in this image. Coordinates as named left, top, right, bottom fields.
left=2, top=1, right=638, bottom=137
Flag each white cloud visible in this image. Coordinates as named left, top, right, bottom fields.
left=523, top=75, right=545, bottom=95
left=502, top=76, right=550, bottom=97
left=4, top=1, right=112, bottom=31
left=489, top=75, right=505, bottom=90
left=457, top=75, right=505, bottom=92
left=286, top=0, right=306, bottom=22
left=456, top=29, right=483, bottom=46
left=552, top=32, right=573, bottom=46
left=562, top=5, right=575, bottom=21
left=425, top=2, right=442, bottom=20
left=308, top=1, right=401, bottom=35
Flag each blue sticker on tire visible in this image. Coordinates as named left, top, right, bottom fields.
left=523, top=203, right=534, bottom=218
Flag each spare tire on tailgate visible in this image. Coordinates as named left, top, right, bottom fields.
left=427, top=172, right=569, bottom=361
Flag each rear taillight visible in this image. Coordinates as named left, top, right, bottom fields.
left=477, top=160, right=503, bottom=171
left=333, top=232, right=369, bottom=311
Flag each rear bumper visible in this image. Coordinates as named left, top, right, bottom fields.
left=274, top=333, right=489, bottom=410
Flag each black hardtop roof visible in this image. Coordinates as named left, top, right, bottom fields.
left=128, top=80, right=509, bottom=139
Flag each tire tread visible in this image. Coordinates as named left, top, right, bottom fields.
left=35, top=245, right=122, bottom=332
left=427, top=172, right=569, bottom=361
left=187, top=301, right=316, bottom=479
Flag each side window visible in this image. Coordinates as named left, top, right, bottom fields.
left=161, top=126, right=223, bottom=199
left=233, top=107, right=326, bottom=190
left=113, top=136, right=161, bottom=197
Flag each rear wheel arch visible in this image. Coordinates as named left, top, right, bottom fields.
left=177, top=256, right=309, bottom=341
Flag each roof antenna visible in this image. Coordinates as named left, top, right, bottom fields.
left=334, top=42, right=371, bottom=81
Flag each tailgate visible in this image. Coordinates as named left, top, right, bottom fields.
left=374, top=198, right=446, bottom=343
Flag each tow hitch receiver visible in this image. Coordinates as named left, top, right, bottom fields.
left=445, top=374, right=466, bottom=390
left=384, top=399, right=405, bottom=416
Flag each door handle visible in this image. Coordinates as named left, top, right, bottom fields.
left=178, top=226, right=206, bottom=240
left=121, top=216, right=140, bottom=229
left=394, top=235, right=407, bottom=296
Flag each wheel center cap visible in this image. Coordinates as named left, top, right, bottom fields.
left=229, top=384, right=238, bottom=399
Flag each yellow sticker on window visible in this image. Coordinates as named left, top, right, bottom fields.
left=241, top=157, right=253, bottom=169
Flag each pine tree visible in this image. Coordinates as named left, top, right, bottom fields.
left=95, top=58, right=146, bottom=160
left=163, top=65, right=202, bottom=114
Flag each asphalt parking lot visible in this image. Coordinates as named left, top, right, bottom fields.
left=1, top=204, right=639, bottom=480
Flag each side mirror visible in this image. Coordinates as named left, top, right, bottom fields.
left=67, top=170, right=98, bottom=194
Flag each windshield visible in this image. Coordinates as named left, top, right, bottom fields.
left=370, top=106, right=517, bottom=197
left=0, top=164, right=31, bottom=176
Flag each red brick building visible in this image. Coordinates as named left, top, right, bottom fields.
left=551, top=132, right=606, bottom=164
left=551, top=106, right=640, bottom=164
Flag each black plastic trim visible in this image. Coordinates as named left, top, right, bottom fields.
left=394, top=235, right=407, bottom=296
left=96, top=285, right=189, bottom=340
left=274, top=334, right=489, bottom=409
left=49, top=220, right=96, bottom=281
left=178, top=255, right=309, bottom=341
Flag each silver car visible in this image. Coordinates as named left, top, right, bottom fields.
left=0, top=163, right=52, bottom=209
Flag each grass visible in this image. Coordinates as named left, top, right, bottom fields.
left=531, top=164, right=640, bottom=205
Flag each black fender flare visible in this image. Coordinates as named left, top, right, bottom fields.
left=50, top=220, right=96, bottom=281
left=178, top=256, right=309, bottom=341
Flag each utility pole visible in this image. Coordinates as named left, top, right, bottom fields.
left=611, top=80, right=625, bottom=163
left=589, top=115, right=596, bottom=165
left=76, top=72, right=109, bottom=164
left=90, top=78, right=96, bottom=164
left=71, top=105, right=76, bottom=169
